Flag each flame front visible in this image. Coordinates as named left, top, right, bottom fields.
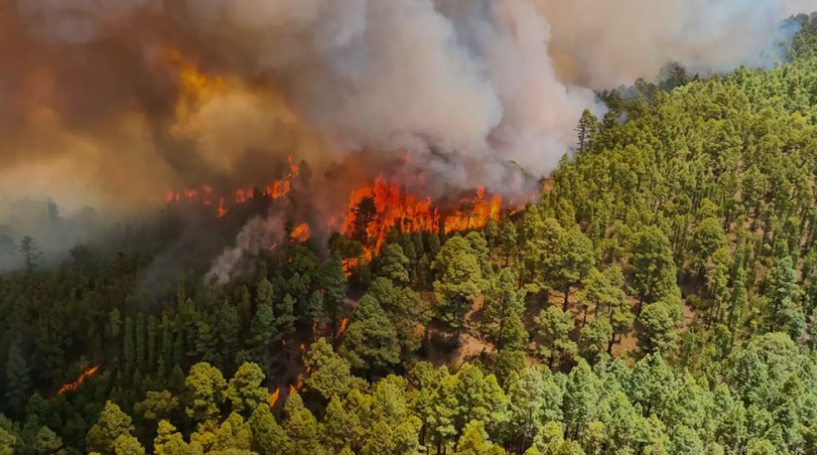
left=340, top=178, right=438, bottom=260
left=164, top=155, right=300, bottom=217
left=338, top=179, right=525, bottom=260
left=443, top=187, right=503, bottom=234
left=58, top=366, right=99, bottom=395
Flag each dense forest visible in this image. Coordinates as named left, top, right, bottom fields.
left=4, top=13, right=817, bottom=455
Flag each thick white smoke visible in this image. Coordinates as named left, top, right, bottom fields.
left=206, top=214, right=285, bottom=285
left=536, top=0, right=814, bottom=88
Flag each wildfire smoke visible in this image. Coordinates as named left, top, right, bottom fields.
left=0, top=0, right=803, bottom=220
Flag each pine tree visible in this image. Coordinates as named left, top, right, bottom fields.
left=217, top=300, right=241, bottom=371
left=250, top=279, right=277, bottom=374
left=433, top=236, right=485, bottom=340
left=575, top=109, right=599, bottom=154
left=339, top=296, right=401, bottom=371
left=154, top=420, right=193, bottom=455
left=484, top=269, right=528, bottom=352
left=535, top=306, right=576, bottom=369
left=637, top=301, right=678, bottom=354
left=0, top=426, right=15, bottom=455
left=4, top=340, right=30, bottom=415
left=185, top=362, right=227, bottom=424
left=319, top=396, right=362, bottom=453
left=563, top=360, right=598, bottom=440
left=113, top=435, right=145, bottom=455
left=134, top=391, right=179, bottom=421
left=303, top=338, right=360, bottom=401
left=629, top=226, right=676, bottom=315
left=124, top=316, right=135, bottom=378
left=766, top=255, right=798, bottom=331
left=320, top=252, right=348, bottom=325
left=86, top=402, right=134, bottom=455
left=283, top=392, right=324, bottom=455
left=226, top=363, right=269, bottom=415
left=249, top=405, right=285, bottom=455
left=147, top=316, right=159, bottom=373
left=500, top=214, right=517, bottom=267
left=135, top=313, right=146, bottom=373
left=379, top=244, right=411, bottom=285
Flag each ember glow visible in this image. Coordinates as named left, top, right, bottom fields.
left=58, top=366, right=99, bottom=395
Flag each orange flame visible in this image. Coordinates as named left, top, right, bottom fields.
left=340, top=177, right=438, bottom=258
left=291, top=224, right=310, bottom=242
left=163, top=152, right=299, bottom=218
left=297, top=380, right=304, bottom=390
left=289, top=384, right=296, bottom=395
left=300, top=343, right=306, bottom=357
left=342, top=258, right=359, bottom=277
left=337, top=179, right=527, bottom=258
left=337, top=318, right=350, bottom=338
left=58, top=366, right=99, bottom=394
left=269, top=388, right=281, bottom=407
left=442, top=187, right=503, bottom=234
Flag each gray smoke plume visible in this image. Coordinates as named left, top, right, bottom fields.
left=206, top=214, right=285, bottom=285
left=0, top=0, right=812, bottom=214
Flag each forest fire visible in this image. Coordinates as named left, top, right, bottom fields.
left=442, top=187, right=503, bottom=234
left=164, top=156, right=300, bottom=217
left=337, top=178, right=526, bottom=260
left=58, top=366, right=99, bottom=395
left=158, top=44, right=533, bottom=260
left=341, top=258, right=359, bottom=277
left=337, top=318, right=350, bottom=338
left=269, top=388, right=280, bottom=408
left=291, top=224, right=310, bottom=242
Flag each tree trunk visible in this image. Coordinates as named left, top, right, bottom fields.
left=563, top=286, right=570, bottom=311
left=636, top=293, right=645, bottom=321
left=497, top=319, right=505, bottom=354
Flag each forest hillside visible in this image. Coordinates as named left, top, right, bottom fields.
left=4, top=11, right=817, bottom=455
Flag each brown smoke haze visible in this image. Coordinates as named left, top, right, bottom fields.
left=0, top=0, right=811, bottom=220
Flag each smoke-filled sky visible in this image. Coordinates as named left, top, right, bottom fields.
left=0, top=0, right=813, bottom=217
